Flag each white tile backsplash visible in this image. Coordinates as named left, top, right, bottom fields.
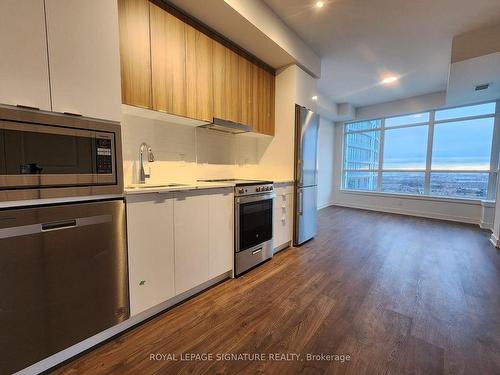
left=121, top=113, right=259, bottom=185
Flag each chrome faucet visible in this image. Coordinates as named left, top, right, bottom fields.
left=139, top=142, right=155, bottom=183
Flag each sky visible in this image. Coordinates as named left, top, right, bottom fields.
left=378, top=102, right=496, bottom=170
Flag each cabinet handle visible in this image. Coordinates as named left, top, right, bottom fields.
left=16, top=104, right=40, bottom=111
left=63, top=111, right=83, bottom=117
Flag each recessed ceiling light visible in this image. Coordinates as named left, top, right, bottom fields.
left=315, top=1, right=324, bottom=8
left=381, top=76, right=399, bottom=85
left=312, top=95, right=318, bottom=100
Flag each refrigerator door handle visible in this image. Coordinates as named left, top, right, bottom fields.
left=297, top=159, right=302, bottom=185
left=298, top=190, right=303, bottom=215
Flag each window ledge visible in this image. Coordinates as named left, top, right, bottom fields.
left=338, top=189, right=491, bottom=205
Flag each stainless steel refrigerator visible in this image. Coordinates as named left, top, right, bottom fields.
left=293, top=104, right=320, bottom=246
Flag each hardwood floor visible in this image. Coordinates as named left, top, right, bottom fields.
left=55, top=206, right=500, bottom=375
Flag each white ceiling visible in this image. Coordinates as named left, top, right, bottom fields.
left=169, top=0, right=296, bottom=69
left=263, top=0, right=500, bottom=107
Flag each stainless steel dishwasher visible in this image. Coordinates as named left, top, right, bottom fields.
left=0, top=199, right=129, bottom=374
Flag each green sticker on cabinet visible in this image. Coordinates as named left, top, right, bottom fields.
left=139, top=280, right=146, bottom=286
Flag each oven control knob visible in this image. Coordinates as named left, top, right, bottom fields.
left=238, top=188, right=245, bottom=194
left=256, top=187, right=261, bottom=192
left=269, top=186, right=273, bottom=191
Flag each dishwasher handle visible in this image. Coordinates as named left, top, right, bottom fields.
left=41, top=219, right=77, bottom=232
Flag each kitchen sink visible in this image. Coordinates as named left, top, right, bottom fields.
left=126, top=183, right=190, bottom=189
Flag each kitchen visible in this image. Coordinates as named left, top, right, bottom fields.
left=2, top=0, right=500, bottom=374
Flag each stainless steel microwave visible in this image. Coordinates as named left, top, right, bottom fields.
left=0, top=105, right=123, bottom=201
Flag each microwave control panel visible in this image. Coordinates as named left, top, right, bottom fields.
left=95, top=138, right=113, bottom=174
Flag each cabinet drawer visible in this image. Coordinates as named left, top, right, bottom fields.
left=274, top=184, right=293, bottom=196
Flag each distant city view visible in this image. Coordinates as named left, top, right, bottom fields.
left=343, top=102, right=496, bottom=200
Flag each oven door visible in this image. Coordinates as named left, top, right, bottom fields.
left=0, top=121, right=116, bottom=190
left=236, top=192, right=274, bottom=252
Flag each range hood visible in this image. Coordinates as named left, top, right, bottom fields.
left=199, top=117, right=252, bottom=134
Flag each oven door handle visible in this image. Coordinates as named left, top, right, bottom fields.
left=236, top=192, right=275, bottom=204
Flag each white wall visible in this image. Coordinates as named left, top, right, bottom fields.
left=355, top=91, right=446, bottom=120
left=224, top=0, right=321, bottom=77
left=330, top=91, right=493, bottom=226
left=317, top=117, right=335, bottom=209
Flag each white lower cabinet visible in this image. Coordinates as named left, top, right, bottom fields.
left=273, top=185, right=294, bottom=250
left=126, top=188, right=234, bottom=315
left=208, top=189, right=234, bottom=278
left=126, top=193, right=175, bottom=316
left=174, top=191, right=210, bottom=295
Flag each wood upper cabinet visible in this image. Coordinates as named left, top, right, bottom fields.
left=0, top=0, right=51, bottom=111
left=213, top=41, right=239, bottom=123
left=118, top=0, right=152, bottom=109
left=150, top=2, right=186, bottom=117
left=238, top=56, right=252, bottom=127
left=259, top=68, right=275, bottom=136
left=185, top=24, right=213, bottom=122
left=116, top=0, right=275, bottom=134
left=249, top=64, right=275, bottom=136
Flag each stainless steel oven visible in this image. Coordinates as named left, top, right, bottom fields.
left=235, top=186, right=274, bottom=276
left=0, top=105, right=123, bottom=201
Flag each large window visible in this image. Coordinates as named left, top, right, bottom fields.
left=342, top=101, right=498, bottom=200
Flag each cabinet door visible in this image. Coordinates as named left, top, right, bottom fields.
left=0, top=0, right=51, bottom=110
left=174, top=192, right=209, bottom=294
left=259, top=68, right=275, bottom=136
left=118, top=0, right=152, bottom=109
left=273, top=190, right=293, bottom=249
left=213, top=41, right=239, bottom=123
left=208, top=189, right=234, bottom=278
left=212, top=41, right=226, bottom=121
left=45, top=0, right=122, bottom=121
left=186, top=25, right=213, bottom=122
left=150, top=3, right=186, bottom=117
left=250, top=63, right=260, bottom=133
left=238, top=56, right=252, bottom=127
left=126, top=194, right=175, bottom=316
left=225, top=48, right=240, bottom=123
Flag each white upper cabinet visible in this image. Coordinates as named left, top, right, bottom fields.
left=44, top=0, right=122, bottom=121
left=208, top=189, right=234, bottom=278
left=0, top=0, right=51, bottom=110
left=174, top=192, right=210, bottom=295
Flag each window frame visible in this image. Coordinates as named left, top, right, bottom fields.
left=341, top=100, right=500, bottom=201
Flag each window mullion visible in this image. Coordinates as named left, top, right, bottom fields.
left=488, top=101, right=500, bottom=200
left=377, top=119, right=385, bottom=192
left=424, top=110, right=435, bottom=195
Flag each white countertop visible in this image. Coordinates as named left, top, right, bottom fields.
left=124, top=181, right=235, bottom=195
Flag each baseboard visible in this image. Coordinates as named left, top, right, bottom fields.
left=480, top=221, right=494, bottom=231
left=490, top=233, right=500, bottom=248
left=18, top=272, right=231, bottom=375
left=317, top=201, right=335, bottom=210
left=332, top=201, right=480, bottom=225
left=274, top=241, right=291, bottom=254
